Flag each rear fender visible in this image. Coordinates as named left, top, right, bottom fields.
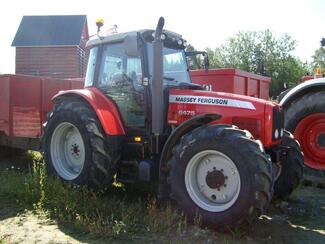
left=52, top=87, right=125, bottom=135
left=280, top=78, right=325, bottom=108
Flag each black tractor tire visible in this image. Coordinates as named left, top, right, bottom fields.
left=42, top=100, right=119, bottom=188
left=285, top=91, right=325, bottom=131
left=167, top=124, right=273, bottom=230
left=284, top=91, right=325, bottom=169
left=273, top=131, right=304, bottom=200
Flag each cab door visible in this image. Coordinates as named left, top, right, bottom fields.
left=97, top=43, right=146, bottom=129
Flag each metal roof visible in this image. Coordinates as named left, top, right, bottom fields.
left=86, top=30, right=150, bottom=47
left=12, top=15, right=87, bottom=47
left=86, top=29, right=183, bottom=47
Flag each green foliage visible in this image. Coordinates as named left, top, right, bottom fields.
left=190, top=30, right=308, bottom=97
left=205, top=47, right=224, bottom=69
left=311, top=47, right=325, bottom=72
left=216, top=30, right=308, bottom=97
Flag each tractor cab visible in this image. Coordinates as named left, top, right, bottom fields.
left=85, top=29, right=193, bottom=130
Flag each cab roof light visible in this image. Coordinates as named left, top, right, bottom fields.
left=96, top=18, right=104, bottom=32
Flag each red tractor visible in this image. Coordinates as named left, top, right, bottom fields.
left=278, top=73, right=325, bottom=170
left=42, top=18, right=303, bottom=229
left=278, top=39, right=325, bottom=170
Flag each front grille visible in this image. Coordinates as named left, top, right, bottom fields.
left=272, top=107, right=284, bottom=141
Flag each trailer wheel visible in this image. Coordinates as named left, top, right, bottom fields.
left=273, top=131, right=303, bottom=199
left=167, top=124, right=273, bottom=230
left=284, top=91, right=325, bottom=169
left=42, top=100, right=118, bottom=188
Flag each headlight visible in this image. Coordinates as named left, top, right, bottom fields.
left=272, top=107, right=284, bottom=141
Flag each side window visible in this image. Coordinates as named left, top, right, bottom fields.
left=127, top=57, right=143, bottom=92
left=98, top=43, right=145, bottom=128
left=85, top=47, right=98, bottom=87
left=99, top=55, right=123, bottom=87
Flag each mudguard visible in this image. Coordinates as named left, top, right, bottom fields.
left=279, top=78, right=325, bottom=107
left=52, top=87, right=125, bottom=135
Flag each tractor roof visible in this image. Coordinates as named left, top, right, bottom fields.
left=86, top=29, right=184, bottom=48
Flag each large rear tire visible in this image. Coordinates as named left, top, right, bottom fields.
left=42, top=100, right=118, bottom=188
left=284, top=91, right=325, bottom=169
left=167, top=124, right=273, bottom=230
left=273, top=131, right=303, bottom=199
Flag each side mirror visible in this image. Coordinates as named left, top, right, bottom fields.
left=203, top=53, right=210, bottom=70
left=124, top=35, right=141, bottom=57
left=185, top=51, right=209, bottom=70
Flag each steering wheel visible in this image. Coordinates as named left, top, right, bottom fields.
left=110, top=73, right=131, bottom=89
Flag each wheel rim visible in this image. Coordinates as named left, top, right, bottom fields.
left=50, top=122, right=85, bottom=180
left=185, top=150, right=241, bottom=212
left=294, top=113, right=325, bottom=169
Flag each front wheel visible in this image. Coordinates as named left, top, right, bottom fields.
left=273, top=131, right=303, bottom=199
left=167, top=124, right=273, bottom=230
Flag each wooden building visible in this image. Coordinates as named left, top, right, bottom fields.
left=12, top=15, right=89, bottom=78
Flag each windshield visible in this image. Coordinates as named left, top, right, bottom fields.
left=147, top=45, right=191, bottom=84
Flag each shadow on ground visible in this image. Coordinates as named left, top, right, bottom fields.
left=49, top=185, right=325, bottom=244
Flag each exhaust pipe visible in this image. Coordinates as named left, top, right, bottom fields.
left=151, top=17, right=165, bottom=135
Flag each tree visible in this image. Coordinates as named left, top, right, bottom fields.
left=205, top=30, right=307, bottom=97
left=311, top=47, right=325, bottom=72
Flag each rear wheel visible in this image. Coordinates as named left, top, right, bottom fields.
left=167, top=124, right=273, bottom=230
left=273, top=131, right=303, bottom=199
left=42, top=100, right=118, bottom=188
left=50, top=122, right=85, bottom=180
left=285, top=91, right=325, bottom=169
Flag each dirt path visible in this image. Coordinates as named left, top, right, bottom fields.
left=0, top=202, right=81, bottom=244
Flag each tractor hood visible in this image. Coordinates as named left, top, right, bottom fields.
left=168, top=88, right=282, bottom=147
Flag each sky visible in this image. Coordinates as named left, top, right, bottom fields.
left=0, top=0, right=324, bottom=73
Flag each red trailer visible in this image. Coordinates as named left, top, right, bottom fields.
left=0, top=74, right=83, bottom=150
left=190, top=68, right=271, bottom=100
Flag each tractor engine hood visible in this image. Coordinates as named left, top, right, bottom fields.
left=167, top=88, right=283, bottom=147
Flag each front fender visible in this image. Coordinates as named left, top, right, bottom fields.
left=52, top=87, right=125, bottom=135
left=280, top=78, right=325, bottom=108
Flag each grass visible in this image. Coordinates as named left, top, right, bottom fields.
left=0, top=150, right=324, bottom=243
left=0, top=151, right=204, bottom=242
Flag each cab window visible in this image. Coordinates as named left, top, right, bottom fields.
left=85, top=47, right=98, bottom=87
